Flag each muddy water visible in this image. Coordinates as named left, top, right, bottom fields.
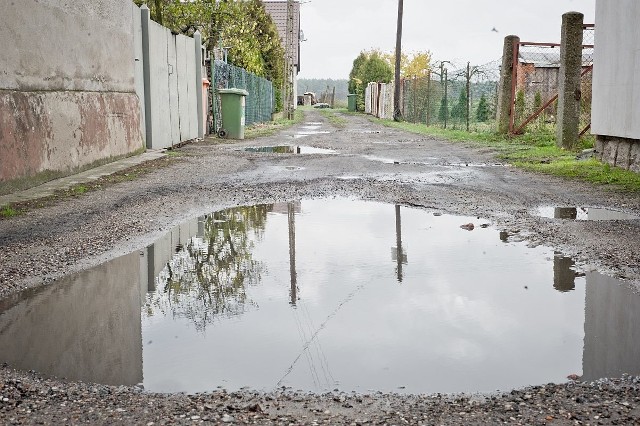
left=1, top=199, right=639, bottom=394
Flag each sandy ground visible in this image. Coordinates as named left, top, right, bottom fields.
left=1, top=109, right=640, bottom=424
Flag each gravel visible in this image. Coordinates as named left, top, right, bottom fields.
left=1, top=109, right=640, bottom=424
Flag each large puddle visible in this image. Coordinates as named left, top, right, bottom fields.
left=1, top=199, right=639, bottom=395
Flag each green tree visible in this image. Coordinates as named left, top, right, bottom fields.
left=450, top=89, right=468, bottom=121
left=476, top=94, right=490, bottom=122
left=515, top=89, right=526, bottom=121
left=361, top=52, right=394, bottom=85
left=348, top=52, right=368, bottom=94
left=132, top=0, right=285, bottom=95
left=533, top=91, right=544, bottom=131
left=438, top=97, right=449, bottom=123
left=347, top=50, right=393, bottom=111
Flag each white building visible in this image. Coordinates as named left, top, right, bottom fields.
left=591, top=0, right=640, bottom=172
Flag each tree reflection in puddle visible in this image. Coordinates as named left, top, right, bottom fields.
left=145, top=205, right=272, bottom=331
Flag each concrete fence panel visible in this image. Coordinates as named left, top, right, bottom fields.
left=0, top=0, right=144, bottom=194
left=142, top=18, right=201, bottom=150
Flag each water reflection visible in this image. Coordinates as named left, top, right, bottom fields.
left=1, top=199, right=640, bottom=394
left=553, top=253, right=576, bottom=293
left=244, top=146, right=334, bottom=155
left=555, top=207, right=579, bottom=220
left=538, top=206, right=639, bottom=221
left=583, top=272, right=640, bottom=381
left=145, top=205, right=271, bottom=331
left=0, top=253, right=144, bottom=386
left=392, top=205, right=408, bottom=283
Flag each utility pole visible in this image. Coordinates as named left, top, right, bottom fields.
left=284, top=0, right=295, bottom=120
left=393, top=0, right=404, bottom=122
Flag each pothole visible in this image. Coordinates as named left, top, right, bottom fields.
left=1, top=199, right=639, bottom=395
left=537, top=206, right=639, bottom=221
left=243, top=146, right=336, bottom=155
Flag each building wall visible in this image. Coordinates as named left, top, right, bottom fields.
left=592, top=0, right=640, bottom=170
left=263, top=1, right=301, bottom=71
left=0, top=0, right=144, bottom=193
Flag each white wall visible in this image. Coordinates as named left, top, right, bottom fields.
left=144, top=20, right=199, bottom=150
left=591, top=0, right=640, bottom=139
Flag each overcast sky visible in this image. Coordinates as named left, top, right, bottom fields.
left=297, top=0, right=596, bottom=79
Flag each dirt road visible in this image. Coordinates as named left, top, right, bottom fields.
left=1, top=109, right=640, bottom=424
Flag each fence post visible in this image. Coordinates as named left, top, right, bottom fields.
left=497, top=35, right=520, bottom=134
left=140, top=5, right=153, bottom=148
left=194, top=31, right=204, bottom=139
left=556, top=12, right=584, bottom=149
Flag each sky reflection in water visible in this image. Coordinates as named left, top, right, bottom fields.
left=1, top=199, right=639, bottom=394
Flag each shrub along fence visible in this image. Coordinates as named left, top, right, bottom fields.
left=211, top=60, right=274, bottom=135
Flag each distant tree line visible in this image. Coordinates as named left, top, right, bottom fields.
left=297, top=79, right=349, bottom=100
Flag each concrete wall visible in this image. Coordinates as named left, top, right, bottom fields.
left=0, top=0, right=144, bottom=193
left=592, top=0, right=640, bottom=170
left=143, top=18, right=200, bottom=150
left=0, top=1, right=206, bottom=192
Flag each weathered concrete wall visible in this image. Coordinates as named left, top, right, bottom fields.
left=592, top=0, right=640, bottom=170
left=133, top=4, right=147, bottom=145
left=143, top=16, right=199, bottom=150
left=0, top=0, right=144, bottom=193
left=594, top=135, right=640, bottom=173
left=0, top=91, right=142, bottom=185
left=556, top=12, right=584, bottom=149
left=0, top=0, right=135, bottom=92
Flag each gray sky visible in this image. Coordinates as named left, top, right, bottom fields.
left=297, top=0, right=596, bottom=79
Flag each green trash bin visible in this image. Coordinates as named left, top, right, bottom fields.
left=218, top=88, right=249, bottom=139
left=347, top=94, right=357, bottom=112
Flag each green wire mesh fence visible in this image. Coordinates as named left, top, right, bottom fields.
left=398, top=60, right=501, bottom=132
left=211, top=59, right=274, bottom=134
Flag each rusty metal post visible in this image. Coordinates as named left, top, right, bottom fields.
left=497, top=35, right=520, bottom=134
left=556, top=12, right=584, bottom=149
